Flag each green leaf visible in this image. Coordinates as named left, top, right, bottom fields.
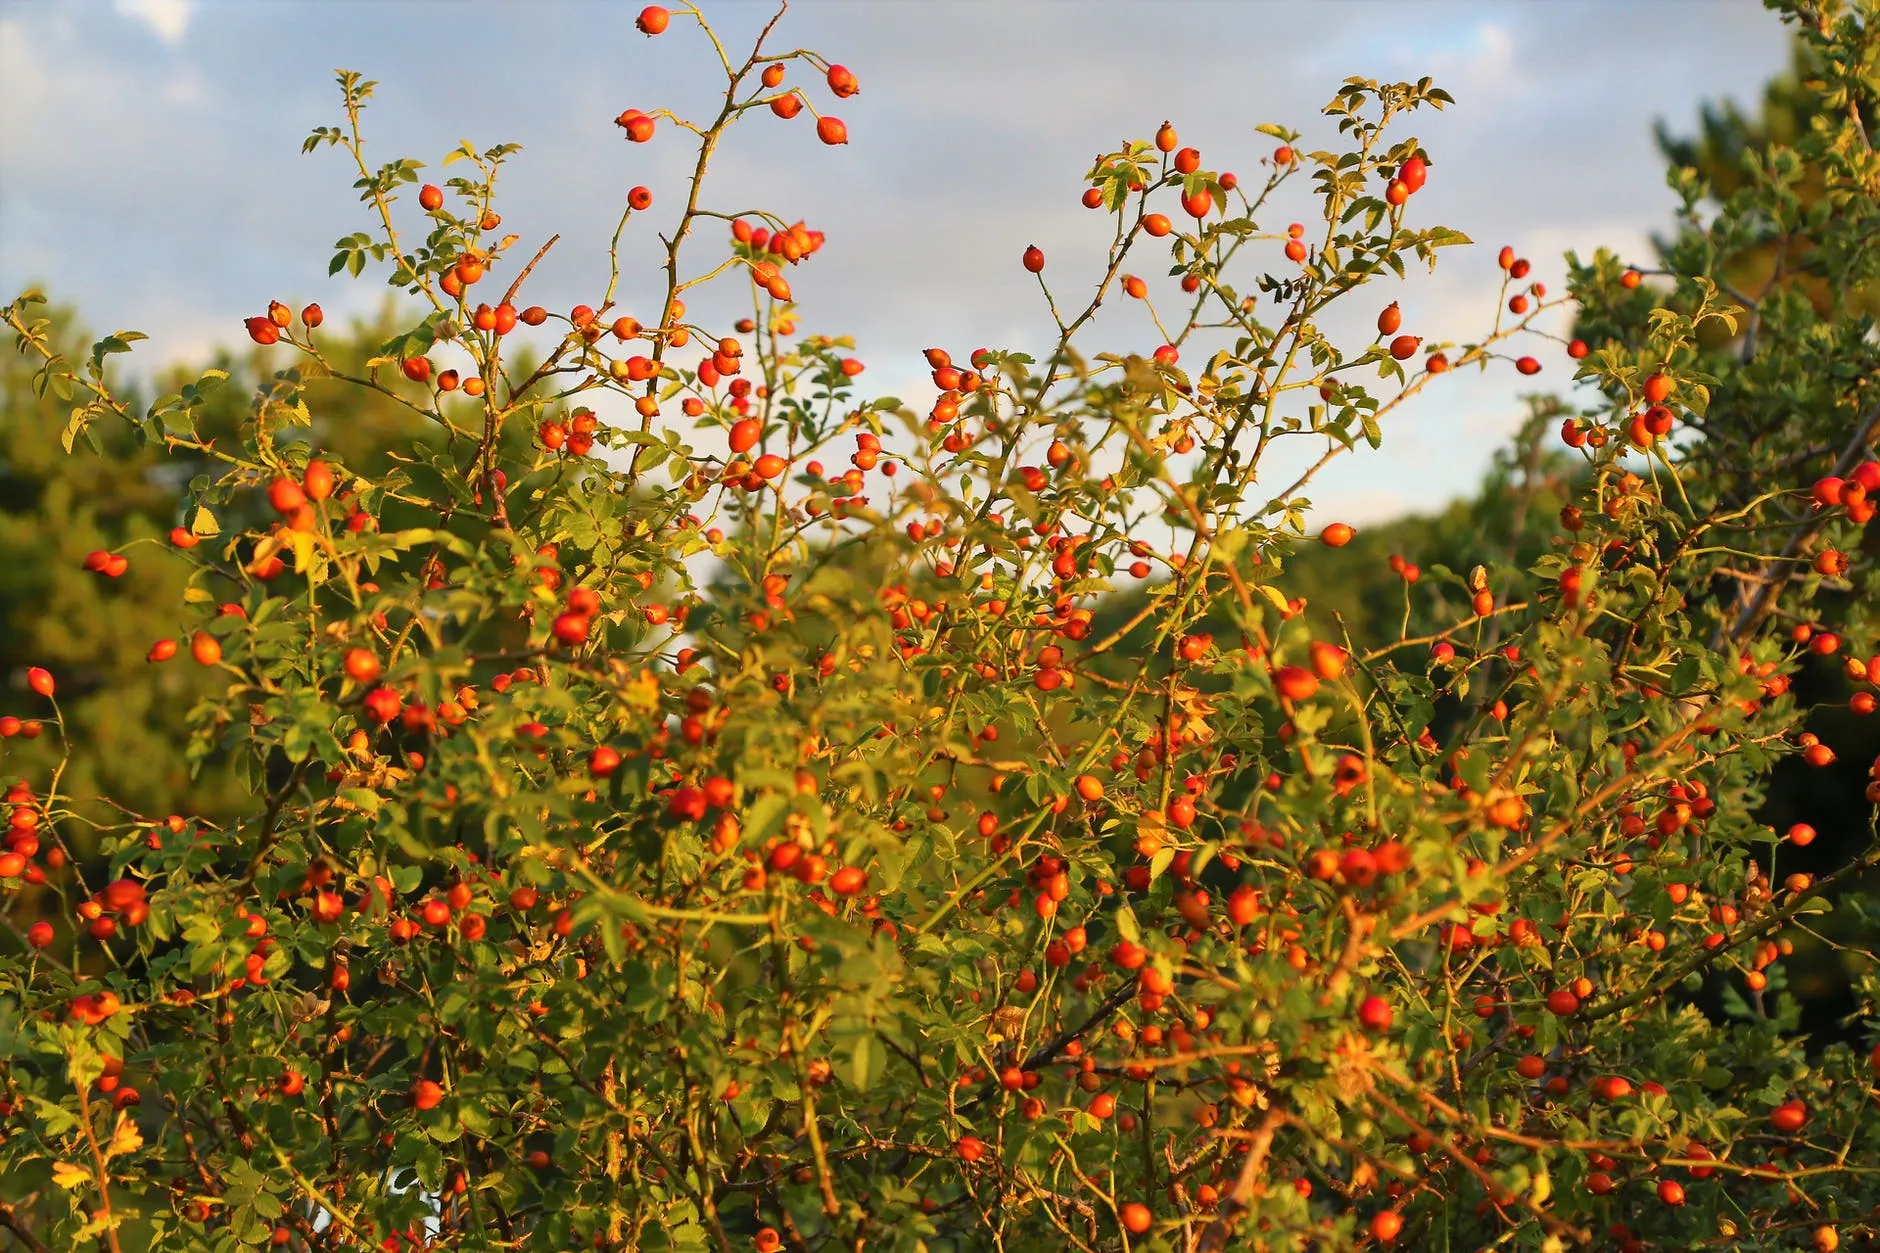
left=338, top=788, right=383, bottom=815
left=1147, top=845, right=1175, bottom=883
left=850, top=1032, right=879, bottom=1092
left=1359, top=410, right=1383, bottom=449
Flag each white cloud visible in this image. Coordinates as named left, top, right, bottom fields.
left=161, top=66, right=208, bottom=107
left=0, top=0, right=1798, bottom=529
left=116, top=0, right=191, bottom=45
left=0, top=14, right=45, bottom=122
left=1333, top=487, right=1415, bottom=528
left=1449, top=21, right=1516, bottom=93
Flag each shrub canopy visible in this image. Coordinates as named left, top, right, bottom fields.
left=3, top=2, right=1879, bottom=1251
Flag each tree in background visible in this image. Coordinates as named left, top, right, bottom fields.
left=1624, top=11, right=1880, bottom=1039
left=1, top=306, right=530, bottom=828
left=1654, top=34, right=1880, bottom=333
left=1271, top=17, right=1880, bottom=1040
left=0, top=307, right=236, bottom=823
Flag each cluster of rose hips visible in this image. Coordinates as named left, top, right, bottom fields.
left=731, top=217, right=827, bottom=304
left=0, top=670, right=52, bottom=742
left=619, top=15, right=855, bottom=147
left=243, top=299, right=321, bottom=346
left=1811, top=459, right=1880, bottom=524
left=2, top=779, right=62, bottom=894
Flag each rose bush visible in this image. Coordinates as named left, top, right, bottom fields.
left=3, top=2, right=1878, bottom=1250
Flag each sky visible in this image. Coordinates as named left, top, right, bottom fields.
left=0, top=0, right=1796, bottom=526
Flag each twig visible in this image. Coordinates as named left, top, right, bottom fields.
left=0, top=1200, right=53, bottom=1253
left=958, top=975, right=1141, bottom=1117
left=1194, top=1108, right=1283, bottom=1253
left=1720, top=395, right=1880, bottom=646
left=73, top=1082, right=124, bottom=1253
left=1364, top=1086, right=1587, bottom=1245
left=1584, top=836, right=1880, bottom=1022
left=500, top=233, right=561, bottom=307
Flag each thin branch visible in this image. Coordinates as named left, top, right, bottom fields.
left=1720, top=395, right=1880, bottom=646
left=1194, top=1108, right=1283, bottom=1253
left=500, top=233, right=561, bottom=307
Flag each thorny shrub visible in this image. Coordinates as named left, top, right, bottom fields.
left=4, top=2, right=1880, bottom=1250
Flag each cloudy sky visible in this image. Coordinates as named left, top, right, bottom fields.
left=1, top=0, right=1794, bottom=524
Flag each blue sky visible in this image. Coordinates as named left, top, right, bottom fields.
left=1, top=0, right=1794, bottom=523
